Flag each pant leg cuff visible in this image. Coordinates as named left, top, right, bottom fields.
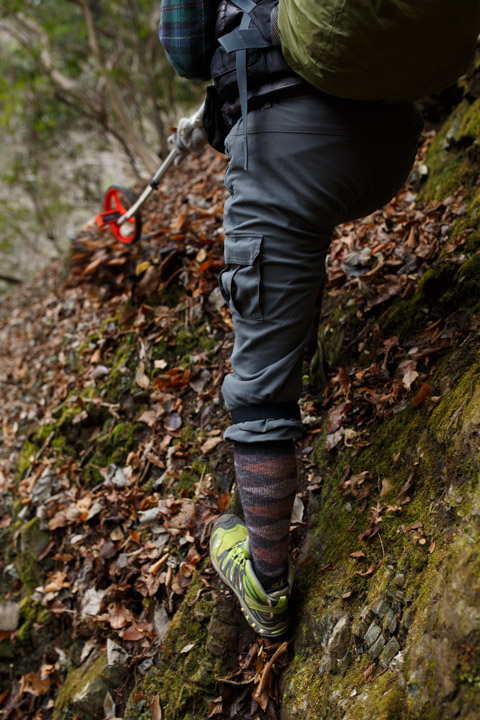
left=224, top=418, right=303, bottom=443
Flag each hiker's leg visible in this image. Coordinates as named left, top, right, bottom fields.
left=219, top=93, right=422, bottom=586
left=233, top=439, right=298, bottom=588
left=221, top=94, right=423, bottom=441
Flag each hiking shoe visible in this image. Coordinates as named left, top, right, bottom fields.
left=209, top=514, right=293, bottom=638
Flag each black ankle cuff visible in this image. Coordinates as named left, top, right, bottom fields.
left=234, top=439, right=294, bottom=456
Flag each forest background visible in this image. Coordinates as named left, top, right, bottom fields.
left=0, top=0, right=202, bottom=288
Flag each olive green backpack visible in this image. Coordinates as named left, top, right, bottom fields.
left=277, top=0, right=480, bottom=101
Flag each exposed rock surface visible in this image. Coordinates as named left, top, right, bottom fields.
left=278, top=60, right=480, bottom=717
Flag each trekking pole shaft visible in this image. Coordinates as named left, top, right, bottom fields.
left=117, top=102, right=204, bottom=227
left=117, top=147, right=178, bottom=226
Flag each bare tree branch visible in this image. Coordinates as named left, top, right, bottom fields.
left=2, top=8, right=159, bottom=175
left=0, top=273, right=22, bottom=284
left=78, top=0, right=158, bottom=174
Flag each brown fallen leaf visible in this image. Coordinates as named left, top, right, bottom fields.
left=364, top=662, right=376, bottom=683
left=401, top=360, right=418, bottom=391
left=412, top=382, right=431, bottom=406
left=406, top=225, right=417, bottom=248
left=241, top=642, right=259, bottom=669
left=201, top=436, right=223, bottom=454
left=108, top=604, right=130, bottom=630
left=90, top=347, right=102, bottom=364
left=380, top=478, right=393, bottom=497
left=138, top=409, right=162, bottom=427
left=82, top=256, right=104, bottom=275
left=350, top=551, right=366, bottom=559
left=336, top=367, right=352, bottom=397
left=358, top=521, right=381, bottom=542
left=48, top=511, right=70, bottom=530
left=405, top=521, right=423, bottom=533
left=208, top=697, right=224, bottom=717
left=357, top=562, right=378, bottom=577
left=253, top=641, right=288, bottom=711
left=397, top=472, right=414, bottom=505
left=149, top=694, right=162, bottom=720
left=172, top=211, right=187, bottom=232
left=20, top=672, right=50, bottom=697
left=338, top=463, right=351, bottom=490
left=153, top=367, right=192, bottom=390
left=44, top=571, right=70, bottom=592
left=149, top=553, right=170, bottom=576
left=121, top=625, right=145, bottom=641
left=429, top=540, right=436, bottom=554
left=217, top=492, right=231, bottom=513
left=135, top=361, right=150, bottom=389
left=136, top=260, right=151, bottom=276
left=179, top=643, right=194, bottom=654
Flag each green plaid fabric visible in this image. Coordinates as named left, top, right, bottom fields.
left=159, top=0, right=218, bottom=80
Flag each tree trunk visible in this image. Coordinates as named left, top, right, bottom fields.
left=126, top=0, right=169, bottom=156
left=78, top=0, right=158, bottom=175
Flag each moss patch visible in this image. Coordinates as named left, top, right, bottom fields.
left=16, top=517, right=50, bottom=591
left=124, top=574, right=232, bottom=720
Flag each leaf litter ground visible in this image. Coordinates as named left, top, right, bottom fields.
left=1, top=132, right=479, bottom=719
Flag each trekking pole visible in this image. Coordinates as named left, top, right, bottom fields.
left=96, top=102, right=205, bottom=244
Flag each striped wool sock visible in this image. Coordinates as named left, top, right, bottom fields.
left=234, top=440, right=298, bottom=590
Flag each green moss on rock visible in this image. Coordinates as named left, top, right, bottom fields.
left=17, top=517, right=49, bottom=591
left=86, top=421, right=144, bottom=485
left=124, top=575, right=233, bottom=720
left=17, top=595, right=50, bottom=643
left=52, top=650, right=129, bottom=720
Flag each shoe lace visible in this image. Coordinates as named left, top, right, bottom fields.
left=230, top=540, right=246, bottom=563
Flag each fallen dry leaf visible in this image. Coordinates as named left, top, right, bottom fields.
left=200, top=436, right=223, bottom=454
left=149, top=694, right=162, bottom=720
left=405, top=521, right=423, bottom=533
left=412, top=382, right=431, bottom=406
left=350, top=551, right=366, bottom=559
left=357, top=562, right=378, bottom=577
left=364, top=662, right=376, bottom=683
left=179, top=643, right=194, bottom=654
left=121, top=625, right=145, bottom=641
left=135, top=361, right=150, bottom=389
left=380, top=478, right=393, bottom=497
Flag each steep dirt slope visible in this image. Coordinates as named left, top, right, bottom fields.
left=1, top=62, right=480, bottom=720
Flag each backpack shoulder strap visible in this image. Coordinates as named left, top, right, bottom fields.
left=218, top=0, right=272, bottom=168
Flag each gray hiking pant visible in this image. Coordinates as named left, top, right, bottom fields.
left=220, top=92, right=423, bottom=443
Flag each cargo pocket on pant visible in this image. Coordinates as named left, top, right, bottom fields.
left=219, top=234, right=263, bottom=320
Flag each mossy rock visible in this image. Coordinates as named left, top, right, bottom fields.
left=124, top=573, right=248, bottom=720
left=52, top=650, right=129, bottom=720
left=17, top=595, right=50, bottom=643
left=85, top=420, right=145, bottom=485
left=280, top=325, right=480, bottom=719
left=16, top=517, right=49, bottom=591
